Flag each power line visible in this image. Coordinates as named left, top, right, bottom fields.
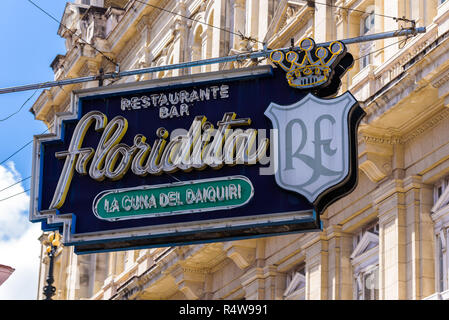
left=0, top=26, right=425, bottom=95
left=26, top=0, right=119, bottom=69
left=0, top=126, right=52, bottom=167
left=354, top=36, right=411, bottom=62
left=310, top=0, right=414, bottom=24
left=0, top=140, right=33, bottom=167
left=0, top=90, right=39, bottom=122
left=0, top=126, right=52, bottom=199
left=0, top=176, right=31, bottom=194
left=0, top=189, right=30, bottom=202
left=133, top=0, right=264, bottom=46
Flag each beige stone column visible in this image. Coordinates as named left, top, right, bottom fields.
left=232, top=0, right=246, bottom=50
left=245, top=0, right=259, bottom=42
left=383, top=0, right=399, bottom=60
left=305, top=235, right=328, bottom=300
left=211, top=0, right=227, bottom=70
left=327, top=226, right=354, bottom=300
left=335, top=7, right=348, bottom=43
left=257, top=0, right=269, bottom=51
left=93, top=253, right=108, bottom=294
left=240, top=239, right=268, bottom=300
left=65, top=246, right=79, bottom=300
left=201, top=28, right=213, bottom=73
left=135, top=14, right=152, bottom=81
left=375, top=179, right=407, bottom=299
left=171, top=16, right=187, bottom=76
left=374, top=175, right=435, bottom=300
left=314, top=0, right=335, bottom=43
left=75, top=253, right=94, bottom=299
left=403, top=176, right=435, bottom=299
left=102, top=252, right=117, bottom=299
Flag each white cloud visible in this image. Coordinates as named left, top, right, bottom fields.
left=0, top=162, right=41, bottom=300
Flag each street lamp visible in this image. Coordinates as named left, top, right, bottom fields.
left=42, top=231, right=61, bottom=300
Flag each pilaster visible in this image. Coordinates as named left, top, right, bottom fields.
left=404, top=176, right=435, bottom=299
left=313, top=0, right=335, bottom=43
left=375, top=179, right=407, bottom=299
left=304, top=236, right=328, bottom=300
left=326, top=225, right=353, bottom=300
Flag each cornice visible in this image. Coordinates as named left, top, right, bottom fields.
left=360, top=134, right=402, bottom=145
left=402, top=107, right=449, bottom=144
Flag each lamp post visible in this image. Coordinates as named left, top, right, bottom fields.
left=42, top=231, right=60, bottom=300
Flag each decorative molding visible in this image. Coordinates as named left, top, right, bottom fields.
left=402, top=107, right=449, bottom=144
left=283, top=272, right=305, bottom=298
left=351, top=231, right=379, bottom=261
left=360, top=134, right=402, bottom=145
left=222, top=240, right=257, bottom=270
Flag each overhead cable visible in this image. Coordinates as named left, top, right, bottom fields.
left=0, top=126, right=52, bottom=167
left=0, top=189, right=30, bottom=202
left=309, top=0, right=415, bottom=25
left=0, top=90, right=39, bottom=122
left=0, top=176, right=31, bottom=194
left=133, top=0, right=264, bottom=46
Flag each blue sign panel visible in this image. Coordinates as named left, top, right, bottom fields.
left=30, top=64, right=363, bottom=254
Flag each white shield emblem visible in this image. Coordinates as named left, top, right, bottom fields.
left=265, top=92, right=357, bottom=203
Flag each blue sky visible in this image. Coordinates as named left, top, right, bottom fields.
left=0, top=0, right=67, bottom=175
left=0, top=0, right=67, bottom=300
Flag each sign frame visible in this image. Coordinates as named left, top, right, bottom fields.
left=30, top=66, right=327, bottom=254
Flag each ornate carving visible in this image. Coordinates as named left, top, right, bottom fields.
left=402, top=108, right=449, bottom=144
left=170, top=265, right=206, bottom=300
left=223, top=240, right=257, bottom=269
left=359, top=129, right=394, bottom=182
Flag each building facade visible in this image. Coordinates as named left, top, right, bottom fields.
left=31, top=0, right=449, bottom=300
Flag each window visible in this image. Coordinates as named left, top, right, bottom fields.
left=433, top=177, right=449, bottom=205
left=437, top=232, right=447, bottom=292
left=431, top=176, right=449, bottom=298
left=360, top=10, right=375, bottom=69
left=82, top=0, right=90, bottom=5
left=362, top=11, right=375, bottom=35
left=351, top=221, right=379, bottom=300
left=358, top=266, right=379, bottom=300
left=353, top=220, right=379, bottom=250
left=284, top=263, right=306, bottom=300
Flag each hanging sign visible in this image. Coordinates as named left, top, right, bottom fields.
left=29, top=38, right=364, bottom=253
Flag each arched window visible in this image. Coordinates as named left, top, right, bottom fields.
left=191, top=25, right=204, bottom=74
left=360, top=9, right=375, bottom=69
left=362, top=11, right=375, bottom=35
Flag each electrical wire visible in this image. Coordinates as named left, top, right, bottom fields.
left=0, top=189, right=30, bottom=202
left=0, top=126, right=52, bottom=167
left=26, top=0, right=119, bottom=68
left=354, top=36, right=412, bottom=62
left=0, top=90, right=39, bottom=122
left=133, top=0, right=265, bottom=45
left=0, top=126, right=52, bottom=201
left=309, top=0, right=414, bottom=24
left=0, top=176, right=31, bottom=194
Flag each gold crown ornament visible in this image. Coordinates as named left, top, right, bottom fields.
left=270, top=38, right=347, bottom=90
